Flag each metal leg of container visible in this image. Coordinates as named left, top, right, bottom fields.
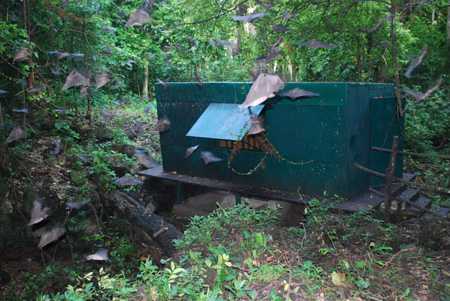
left=176, top=182, right=184, bottom=204
left=235, top=194, right=242, bottom=205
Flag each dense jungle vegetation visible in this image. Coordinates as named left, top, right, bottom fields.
left=0, top=0, right=449, bottom=300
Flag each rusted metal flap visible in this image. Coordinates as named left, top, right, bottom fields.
left=186, top=103, right=264, bottom=141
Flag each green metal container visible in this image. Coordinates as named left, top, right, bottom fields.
left=155, top=82, right=403, bottom=198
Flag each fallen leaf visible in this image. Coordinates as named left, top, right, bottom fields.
left=232, top=12, right=267, bottom=23
left=300, top=40, right=336, bottom=49
left=95, top=73, right=110, bottom=89
left=86, top=248, right=109, bottom=261
left=14, top=48, right=31, bottom=62
left=240, top=73, right=284, bottom=108
left=402, top=77, right=443, bottom=102
left=28, top=199, right=50, bottom=226
left=155, top=117, right=170, bottom=132
left=126, top=9, right=151, bottom=27
left=201, top=151, right=223, bottom=165
left=280, top=88, right=320, bottom=99
left=38, top=226, right=66, bottom=249
left=185, top=145, right=199, bottom=158
left=404, top=47, right=428, bottom=78
left=6, top=127, right=25, bottom=144
left=248, top=116, right=265, bottom=135
left=115, top=175, right=143, bottom=187
left=62, top=70, right=90, bottom=91
left=331, top=271, right=349, bottom=287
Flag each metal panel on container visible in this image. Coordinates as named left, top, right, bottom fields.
left=186, top=103, right=264, bottom=141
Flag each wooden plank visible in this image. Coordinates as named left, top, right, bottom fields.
left=434, top=207, right=449, bottom=218
left=336, top=192, right=383, bottom=212
left=139, top=166, right=308, bottom=205
left=398, top=188, right=420, bottom=203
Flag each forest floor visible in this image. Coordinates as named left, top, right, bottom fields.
left=1, top=102, right=449, bottom=300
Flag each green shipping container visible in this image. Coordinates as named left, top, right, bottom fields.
left=155, top=82, right=403, bottom=199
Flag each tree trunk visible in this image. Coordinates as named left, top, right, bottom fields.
left=390, top=0, right=403, bottom=116
left=142, top=59, right=149, bottom=100
left=447, top=1, right=450, bottom=46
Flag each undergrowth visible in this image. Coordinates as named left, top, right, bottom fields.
left=34, top=203, right=450, bottom=301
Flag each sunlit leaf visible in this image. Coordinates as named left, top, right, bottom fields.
left=126, top=9, right=151, bottom=27
left=240, top=73, right=284, bottom=108
left=95, top=73, right=110, bottom=89
left=280, top=88, right=319, bottom=99
left=185, top=145, right=199, bottom=158
left=200, top=151, right=223, bottom=165
left=115, top=175, right=143, bottom=187
left=38, top=226, right=66, bottom=249
left=331, top=271, right=349, bottom=287
left=404, top=47, right=428, bottom=78
left=28, top=199, right=50, bottom=226
left=86, top=248, right=109, bottom=261
left=62, top=70, right=90, bottom=91
left=14, top=48, right=31, bottom=62
left=156, top=117, right=170, bottom=132
left=232, top=12, right=267, bottom=23
left=6, top=127, right=25, bottom=144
